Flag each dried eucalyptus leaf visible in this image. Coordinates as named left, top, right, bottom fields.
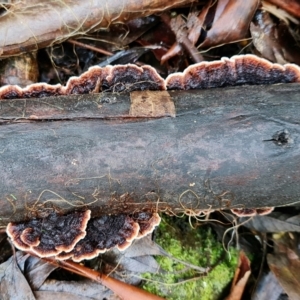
left=34, top=291, right=90, bottom=300
left=124, top=235, right=165, bottom=258
left=38, top=279, right=112, bottom=300
left=242, top=213, right=300, bottom=232
left=24, top=256, right=57, bottom=290
left=267, top=253, right=300, bottom=300
left=0, top=254, right=36, bottom=300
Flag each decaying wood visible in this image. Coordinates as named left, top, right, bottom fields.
left=1, top=83, right=300, bottom=225
left=0, top=0, right=195, bottom=57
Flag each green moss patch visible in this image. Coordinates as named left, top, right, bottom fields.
left=142, top=216, right=239, bottom=300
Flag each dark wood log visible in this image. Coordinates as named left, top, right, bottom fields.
left=1, top=83, right=300, bottom=224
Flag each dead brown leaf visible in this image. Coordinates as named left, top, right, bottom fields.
left=0, top=252, right=36, bottom=300
left=242, top=212, right=300, bottom=233
left=266, top=0, right=300, bottom=18
left=199, top=0, right=259, bottom=48
left=267, top=252, right=300, bottom=300
left=250, top=10, right=300, bottom=65
left=225, top=251, right=251, bottom=300
left=267, top=232, right=300, bottom=300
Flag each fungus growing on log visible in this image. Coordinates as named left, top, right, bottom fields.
left=57, top=214, right=140, bottom=262
left=0, top=55, right=299, bottom=99
left=103, top=64, right=166, bottom=92
left=132, top=212, right=161, bottom=239
left=165, top=55, right=300, bottom=89
left=57, top=212, right=161, bottom=262
left=231, top=207, right=274, bottom=217
left=6, top=210, right=91, bottom=257
left=6, top=211, right=161, bottom=262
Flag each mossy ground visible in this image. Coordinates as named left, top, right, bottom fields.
left=142, top=216, right=239, bottom=300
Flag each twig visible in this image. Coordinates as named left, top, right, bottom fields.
left=43, top=257, right=165, bottom=300
left=68, top=39, right=113, bottom=56
left=160, top=13, right=203, bottom=63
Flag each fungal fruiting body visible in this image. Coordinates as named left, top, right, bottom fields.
left=0, top=55, right=299, bottom=99
left=6, top=210, right=91, bottom=257
left=6, top=210, right=161, bottom=262
left=231, top=207, right=274, bottom=217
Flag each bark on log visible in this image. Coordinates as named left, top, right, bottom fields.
left=1, top=83, right=300, bottom=224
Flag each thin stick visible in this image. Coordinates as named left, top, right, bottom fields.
left=68, top=39, right=113, bottom=56
left=44, top=257, right=165, bottom=300
left=160, top=13, right=203, bottom=63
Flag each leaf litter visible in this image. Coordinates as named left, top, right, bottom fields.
left=1, top=0, right=300, bottom=299
left=241, top=212, right=300, bottom=233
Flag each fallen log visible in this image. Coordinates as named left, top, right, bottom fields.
left=1, top=83, right=300, bottom=224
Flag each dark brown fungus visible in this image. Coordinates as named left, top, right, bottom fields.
left=103, top=64, right=166, bottom=92
left=64, top=66, right=108, bottom=95
left=0, top=55, right=299, bottom=99
left=132, top=212, right=161, bottom=239
left=230, top=208, right=257, bottom=217
left=256, top=207, right=274, bottom=215
left=8, top=211, right=161, bottom=262
left=7, top=210, right=91, bottom=257
left=231, top=207, right=274, bottom=217
left=166, top=54, right=300, bottom=90
left=20, top=227, right=40, bottom=247
left=57, top=214, right=140, bottom=262
left=57, top=212, right=161, bottom=262
left=22, top=83, right=63, bottom=98
left=0, top=82, right=64, bottom=99
left=0, top=85, right=23, bottom=99
left=6, top=222, right=33, bottom=251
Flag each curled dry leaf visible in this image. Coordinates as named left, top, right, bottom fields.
left=0, top=0, right=195, bottom=57
left=267, top=232, right=300, bottom=300
left=161, top=0, right=259, bottom=63
left=198, top=0, right=259, bottom=48
left=225, top=251, right=251, bottom=300
left=0, top=252, right=36, bottom=300
left=242, top=212, right=300, bottom=233
left=250, top=10, right=300, bottom=65
left=266, top=0, right=300, bottom=18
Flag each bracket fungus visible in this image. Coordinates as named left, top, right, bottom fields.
left=57, top=212, right=161, bottom=262
left=6, top=210, right=91, bottom=257
left=231, top=207, right=274, bottom=217
left=0, top=55, right=300, bottom=99
left=6, top=211, right=161, bottom=262
left=165, top=55, right=300, bottom=90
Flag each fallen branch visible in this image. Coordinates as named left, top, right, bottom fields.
left=0, top=0, right=195, bottom=57
left=1, top=83, right=300, bottom=224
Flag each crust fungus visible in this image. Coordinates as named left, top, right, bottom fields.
left=6, top=210, right=91, bottom=257
left=64, top=66, right=108, bottom=95
left=58, top=214, right=140, bottom=262
left=1, top=55, right=299, bottom=99
left=103, top=64, right=166, bottom=92
left=231, top=207, right=274, bottom=217
left=165, top=54, right=300, bottom=90
left=132, top=212, right=161, bottom=239
left=57, top=212, right=161, bottom=262
left=7, top=210, right=161, bottom=262
left=0, top=64, right=165, bottom=99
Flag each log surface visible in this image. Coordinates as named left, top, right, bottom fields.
left=1, top=83, right=300, bottom=224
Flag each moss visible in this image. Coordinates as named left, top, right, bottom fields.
left=142, top=216, right=239, bottom=300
